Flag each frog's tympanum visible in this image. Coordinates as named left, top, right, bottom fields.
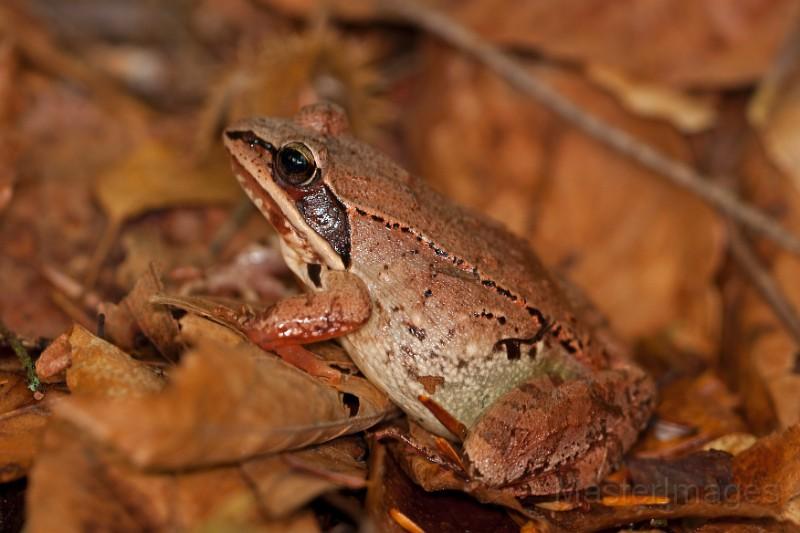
left=223, top=103, right=656, bottom=496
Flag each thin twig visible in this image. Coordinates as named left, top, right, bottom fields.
left=728, top=223, right=800, bottom=345
left=0, top=320, right=40, bottom=391
left=377, top=0, right=800, bottom=256
left=707, top=95, right=800, bottom=347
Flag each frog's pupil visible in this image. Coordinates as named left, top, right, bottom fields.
left=281, top=148, right=309, bottom=175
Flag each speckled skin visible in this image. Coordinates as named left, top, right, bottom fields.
left=223, top=104, right=656, bottom=495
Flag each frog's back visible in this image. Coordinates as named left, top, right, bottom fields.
left=326, top=136, right=604, bottom=368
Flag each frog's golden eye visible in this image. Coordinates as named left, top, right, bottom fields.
left=275, top=142, right=318, bottom=187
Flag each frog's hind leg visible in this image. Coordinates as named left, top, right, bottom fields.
left=462, top=363, right=655, bottom=496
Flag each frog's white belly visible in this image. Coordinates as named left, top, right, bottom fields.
left=340, top=326, right=558, bottom=437
left=339, top=261, right=564, bottom=438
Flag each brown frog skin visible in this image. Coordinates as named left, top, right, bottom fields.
left=222, top=103, right=656, bottom=496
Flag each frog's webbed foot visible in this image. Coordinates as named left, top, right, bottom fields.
left=463, top=364, right=656, bottom=497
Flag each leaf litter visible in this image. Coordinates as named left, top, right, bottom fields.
left=1, top=0, right=800, bottom=531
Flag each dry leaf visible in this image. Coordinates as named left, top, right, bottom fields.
left=87, top=138, right=240, bottom=286
left=636, top=372, right=747, bottom=457
left=56, top=319, right=393, bottom=469
left=749, top=92, right=800, bottom=194
left=0, top=371, right=38, bottom=413
left=65, top=324, right=166, bottom=397
left=284, top=435, right=367, bottom=489
left=190, top=242, right=292, bottom=303
left=454, top=0, right=800, bottom=88
left=255, top=0, right=377, bottom=20
left=97, top=263, right=184, bottom=359
left=200, top=26, right=387, bottom=151
left=693, top=520, right=797, bottom=532
left=628, top=450, right=735, bottom=503
left=178, top=312, right=247, bottom=346
left=0, top=40, right=16, bottom=214
left=725, top=137, right=800, bottom=432
left=26, top=422, right=172, bottom=533
left=703, top=433, right=759, bottom=456
left=0, top=403, right=53, bottom=482
left=532, top=425, right=800, bottom=530
left=587, top=64, right=718, bottom=132
left=242, top=436, right=367, bottom=519
left=366, top=442, right=523, bottom=533
left=748, top=39, right=800, bottom=193
left=97, top=300, right=139, bottom=354
left=120, top=265, right=182, bottom=362
left=94, top=139, right=240, bottom=229
left=34, top=331, right=71, bottom=383
left=27, top=421, right=319, bottom=532
left=733, top=424, right=800, bottom=521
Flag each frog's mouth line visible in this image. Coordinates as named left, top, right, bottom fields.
left=228, top=155, right=321, bottom=265
left=230, top=157, right=292, bottom=235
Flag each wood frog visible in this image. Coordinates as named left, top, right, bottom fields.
left=222, top=103, right=655, bottom=496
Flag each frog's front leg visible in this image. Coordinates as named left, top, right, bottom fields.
left=463, top=360, right=655, bottom=496
left=240, top=270, right=371, bottom=350
left=232, top=270, right=371, bottom=380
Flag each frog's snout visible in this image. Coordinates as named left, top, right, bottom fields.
left=224, top=129, right=276, bottom=156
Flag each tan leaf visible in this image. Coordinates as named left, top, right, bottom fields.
left=0, top=371, right=37, bottom=413
left=66, top=324, right=166, bottom=397
left=242, top=436, right=367, bottom=519
left=0, top=403, right=52, bottom=482
left=94, top=139, right=240, bottom=226
left=703, top=433, right=759, bottom=456
left=27, top=421, right=319, bottom=532
left=587, top=64, right=718, bottom=132
left=34, top=331, right=71, bottom=384
left=733, top=424, right=800, bottom=520
left=284, top=435, right=367, bottom=489
left=121, top=264, right=182, bottom=362
left=454, top=0, right=800, bottom=88
left=97, top=300, right=139, bottom=354
left=726, top=137, right=800, bottom=432
left=636, top=372, right=747, bottom=457
left=56, top=320, right=393, bottom=469
left=749, top=62, right=800, bottom=195
left=178, top=312, right=246, bottom=346
left=199, top=27, right=387, bottom=152
left=255, top=0, right=376, bottom=20
left=26, top=422, right=171, bottom=533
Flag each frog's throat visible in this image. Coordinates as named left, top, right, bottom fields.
left=229, top=156, right=346, bottom=271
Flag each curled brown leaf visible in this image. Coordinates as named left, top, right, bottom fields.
left=56, top=319, right=394, bottom=470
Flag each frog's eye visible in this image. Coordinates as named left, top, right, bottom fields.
left=275, top=142, right=319, bottom=187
